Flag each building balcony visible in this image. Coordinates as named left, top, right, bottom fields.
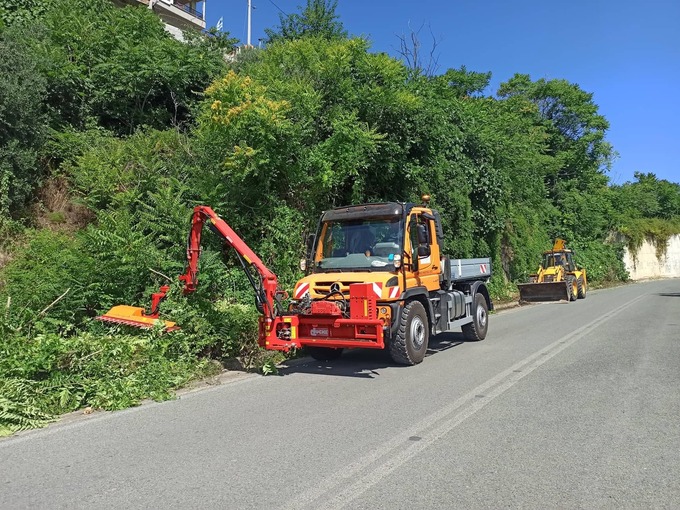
left=113, top=0, right=206, bottom=32
left=152, top=0, right=206, bottom=30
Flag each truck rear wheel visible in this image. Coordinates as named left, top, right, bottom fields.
left=462, top=293, right=488, bottom=341
left=306, top=347, right=343, bottom=362
left=389, top=300, right=429, bottom=365
left=577, top=276, right=587, bottom=299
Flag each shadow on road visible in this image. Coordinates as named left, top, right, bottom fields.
left=657, top=293, right=680, bottom=297
left=277, top=332, right=470, bottom=378
left=426, top=331, right=466, bottom=356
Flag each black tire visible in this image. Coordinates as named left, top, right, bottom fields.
left=566, top=276, right=577, bottom=302
left=389, top=300, right=429, bottom=365
left=577, top=276, right=587, bottom=299
left=462, top=293, right=489, bottom=341
left=306, top=346, right=343, bottom=361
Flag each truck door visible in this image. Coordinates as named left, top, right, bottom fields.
left=406, top=211, right=440, bottom=292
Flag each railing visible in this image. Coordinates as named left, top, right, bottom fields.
left=175, top=2, right=203, bottom=20
left=157, top=0, right=204, bottom=20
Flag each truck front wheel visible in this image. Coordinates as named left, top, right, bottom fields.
left=462, top=293, right=488, bottom=341
left=389, top=300, right=429, bottom=365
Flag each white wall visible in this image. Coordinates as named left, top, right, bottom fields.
left=623, top=235, right=680, bottom=280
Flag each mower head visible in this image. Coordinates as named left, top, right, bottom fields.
left=95, top=285, right=179, bottom=331
left=96, top=305, right=178, bottom=331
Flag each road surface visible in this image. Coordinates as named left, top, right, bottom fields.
left=2, top=279, right=679, bottom=509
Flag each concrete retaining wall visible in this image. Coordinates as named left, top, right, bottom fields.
left=623, top=235, right=680, bottom=280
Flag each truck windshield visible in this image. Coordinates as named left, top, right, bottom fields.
left=315, top=217, right=403, bottom=271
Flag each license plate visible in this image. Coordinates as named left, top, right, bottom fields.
left=310, top=327, right=329, bottom=337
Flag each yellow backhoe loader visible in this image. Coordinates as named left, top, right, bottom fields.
left=517, top=239, right=587, bottom=303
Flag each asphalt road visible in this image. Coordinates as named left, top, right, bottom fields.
left=2, top=279, right=679, bottom=509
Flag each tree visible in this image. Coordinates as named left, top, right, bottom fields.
left=265, top=0, right=347, bottom=44
left=35, top=0, right=228, bottom=134
left=395, top=22, right=442, bottom=77
left=612, top=172, right=680, bottom=220
left=0, top=25, right=49, bottom=220
left=498, top=74, right=613, bottom=186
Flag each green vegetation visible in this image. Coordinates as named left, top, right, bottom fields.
left=1, top=0, right=679, bottom=435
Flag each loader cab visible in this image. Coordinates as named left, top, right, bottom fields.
left=542, top=251, right=575, bottom=272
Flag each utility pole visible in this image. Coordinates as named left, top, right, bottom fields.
left=247, top=0, right=252, bottom=46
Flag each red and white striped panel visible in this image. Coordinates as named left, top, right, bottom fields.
left=480, top=263, right=488, bottom=274
left=294, top=282, right=310, bottom=299
left=372, top=282, right=382, bottom=298
left=388, top=286, right=400, bottom=299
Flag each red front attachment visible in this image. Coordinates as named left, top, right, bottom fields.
left=260, top=283, right=385, bottom=352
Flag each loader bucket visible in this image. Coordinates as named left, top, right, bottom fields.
left=96, top=305, right=178, bottom=331
left=517, top=282, right=569, bottom=303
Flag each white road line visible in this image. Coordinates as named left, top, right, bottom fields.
left=282, top=293, right=647, bottom=510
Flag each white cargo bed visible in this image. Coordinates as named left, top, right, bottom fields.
left=450, top=257, right=492, bottom=281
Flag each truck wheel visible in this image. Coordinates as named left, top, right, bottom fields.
left=566, top=276, right=577, bottom=301
left=306, top=347, right=343, bottom=362
left=389, top=300, right=429, bottom=365
left=577, top=276, right=587, bottom=299
left=462, top=293, right=488, bottom=341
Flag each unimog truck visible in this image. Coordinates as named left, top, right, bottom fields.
left=99, top=197, right=493, bottom=365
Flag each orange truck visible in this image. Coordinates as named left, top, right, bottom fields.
left=99, top=197, right=493, bottom=365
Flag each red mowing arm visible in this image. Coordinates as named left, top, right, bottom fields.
left=179, top=205, right=281, bottom=319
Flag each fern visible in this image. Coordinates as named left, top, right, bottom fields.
left=0, top=379, right=53, bottom=436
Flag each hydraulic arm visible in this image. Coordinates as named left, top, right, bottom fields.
left=97, top=206, right=282, bottom=329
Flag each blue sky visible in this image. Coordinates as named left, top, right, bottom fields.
left=206, top=0, right=680, bottom=185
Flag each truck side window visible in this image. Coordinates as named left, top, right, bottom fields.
left=409, top=215, right=431, bottom=259
left=417, top=217, right=431, bottom=258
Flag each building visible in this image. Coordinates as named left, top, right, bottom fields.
left=112, top=0, right=206, bottom=40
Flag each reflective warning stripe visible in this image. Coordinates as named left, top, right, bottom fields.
left=372, top=282, right=382, bottom=298
left=480, top=263, right=487, bottom=274
left=389, top=287, right=400, bottom=299
left=294, top=282, right=310, bottom=299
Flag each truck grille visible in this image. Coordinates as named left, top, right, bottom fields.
left=313, top=281, right=354, bottom=295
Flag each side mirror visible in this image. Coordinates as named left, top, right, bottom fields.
left=306, top=233, right=316, bottom=255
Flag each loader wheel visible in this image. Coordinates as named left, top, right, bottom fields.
left=306, top=347, right=343, bottom=362
left=566, top=276, right=577, bottom=302
left=577, top=276, right=587, bottom=299
left=389, top=300, right=429, bottom=365
left=462, top=293, right=489, bottom=341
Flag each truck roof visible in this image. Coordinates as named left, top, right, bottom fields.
left=321, top=202, right=410, bottom=221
